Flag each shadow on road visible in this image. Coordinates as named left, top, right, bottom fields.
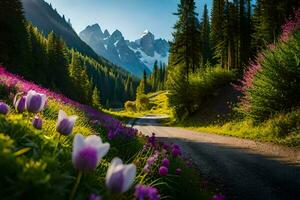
left=156, top=136, right=300, bottom=200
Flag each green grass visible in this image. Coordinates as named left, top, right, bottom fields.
left=177, top=110, right=300, bottom=147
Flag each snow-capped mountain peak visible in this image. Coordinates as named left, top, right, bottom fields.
left=79, top=24, right=169, bottom=78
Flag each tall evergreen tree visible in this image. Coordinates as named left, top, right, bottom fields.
left=169, top=0, right=201, bottom=77
left=0, top=0, right=30, bottom=72
left=211, top=0, right=225, bottom=66
left=200, top=4, right=212, bottom=66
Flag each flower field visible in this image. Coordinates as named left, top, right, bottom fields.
left=0, top=66, right=216, bottom=200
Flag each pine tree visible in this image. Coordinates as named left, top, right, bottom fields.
left=92, top=87, right=101, bottom=109
left=200, top=4, right=212, bottom=66
left=211, top=0, right=225, bottom=66
left=0, top=0, right=30, bottom=72
left=169, top=0, right=201, bottom=77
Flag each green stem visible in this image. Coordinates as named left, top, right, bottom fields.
left=69, top=171, right=83, bottom=200
left=53, top=134, right=61, bottom=156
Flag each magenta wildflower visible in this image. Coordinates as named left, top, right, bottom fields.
left=175, top=168, right=182, bottom=175
left=135, top=184, right=160, bottom=200
left=158, top=166, right=168, bottom=176
left=0, top=102, right=9, bottom=115
left=171, top=145, right=181, bottom=157
left=161, top=158, right=170, bottom=168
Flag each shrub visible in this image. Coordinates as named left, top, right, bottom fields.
left=124, top=101, right=136, bottom=111
left=136, top=94, right=150, bottom=111
left=168, top=65, right=235, bottom=120
left=240, top=30, right=300, bottom=120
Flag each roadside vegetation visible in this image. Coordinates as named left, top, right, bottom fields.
left=0, top=67, right=215, bottom=200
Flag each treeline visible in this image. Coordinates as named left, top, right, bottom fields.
left=0, top=0, right=137, bottom=107
left=143, top=61, right=167, bottom=93
left=168, top=0, right=300, bottom=118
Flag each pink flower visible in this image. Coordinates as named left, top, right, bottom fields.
left=158, top=166, right=168, bottom=176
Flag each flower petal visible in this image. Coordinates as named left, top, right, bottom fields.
left=38, top=94, right=46, bottom=112
left=121, top=164, right=136, bottom=192
left=106, top=157, right=123, bottom=187
left=58, top=110, right=67, bottom=124
left=85, top=135, right=102, bottom=147
left=96, top=143, right=110, bottom=162
left=72, top=134, right=85, bottom=163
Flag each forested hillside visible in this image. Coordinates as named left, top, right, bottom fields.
left=0, top=0, right=138, bottom=108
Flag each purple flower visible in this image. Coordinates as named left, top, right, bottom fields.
left=0, top=102, right=9, bottom=115
left=56, top=110, right=77, bottom=135
left=161, top=158, right=169, bottom=168
left=213, top=193, right=225, bottom=200
left=162, top=143, right=170, bottom=151
left=158, top=166, right=168, bottom=176
left=25, top=90, right=46, bottom=113
left=148, top=133, right=156, bottom=147
left=175, top=168, right=182, bottom=175
left=172, top=147, right=181, bottom=157
left=32, top=115, right=42, bottom=130
left=72, top=134, right=110, bottom=171
left=105, top=157, right=136, bottom=193
left=88, top=194, right=102, bottom=200
left=135, top=184, right=160, bottom=200
left=13, top=93, right=26, bottom=113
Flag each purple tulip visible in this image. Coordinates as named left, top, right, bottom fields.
left=26, top=90, right=46, bottom=113
left=158, top=166, right=168, bottom=176
left=13, top=94, right=26, bottom=113
left=88, top=194, right=102, bottom=200
left=106, top=157, right=136, bottom=193
left=0, top=102, right=9, bottom=115
left=72, top=134, right=110, bottom=171
left=56, top=110, right=77, bottom=135
left=32, top=115, right=42, bottom=130
left=161, top=158, right=170, bottom=168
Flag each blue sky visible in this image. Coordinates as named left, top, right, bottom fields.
left=44, top=0, right=212, bottom=41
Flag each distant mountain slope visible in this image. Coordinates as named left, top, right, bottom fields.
left=80, top=24, right=169, bottom=77
left=21, top=0, right=99, bottom=59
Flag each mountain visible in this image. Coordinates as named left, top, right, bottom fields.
left=80, top=24, right=169, bottom=77
left=21, top=0, right=98, bottom=59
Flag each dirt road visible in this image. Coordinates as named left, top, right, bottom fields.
left=132, top=115, right=300, bottom=200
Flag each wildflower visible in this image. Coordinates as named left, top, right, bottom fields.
left=171, top=145, right=181, bottom=157
left=158, top=166, right=168, bottom=176
left=148, top=133, right=156, bottom=147
left=25, top=90, right=46, bottom=113
left=56, top=110, right=77, bottom=135
left=106, top=157, right=136, bottom=193
left=135, top=184, right=160, bottom=200
left=213, top=193, right=226, bottom=200
left=161, top=158, right=169, bottom=168
left=72, top=134, right=110, bottom=171
left=175, top=168, right=182, bottom=175
left=88, top=194, right=102, bottom=200
left=32, top=115, right=42, bottom=130
left=0, top=102, right=9, bottom=115
left=13, top=94, right=26, bottom=113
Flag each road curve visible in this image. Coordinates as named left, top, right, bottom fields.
left=132, top=115, right=300, bottom=200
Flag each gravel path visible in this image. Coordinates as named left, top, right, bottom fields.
left=132, top=115, right=300, bottom=200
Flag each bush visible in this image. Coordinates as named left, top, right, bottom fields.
left=124, top=101, right=136, bottom=111
left=136, top=94, right=150, bottom=111
left=168, top=65, right=235, bottom=120
left=242, top=30, right=300, bottom=120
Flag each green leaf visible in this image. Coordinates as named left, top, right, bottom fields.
left=14, top=147, right=31, bottom=157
